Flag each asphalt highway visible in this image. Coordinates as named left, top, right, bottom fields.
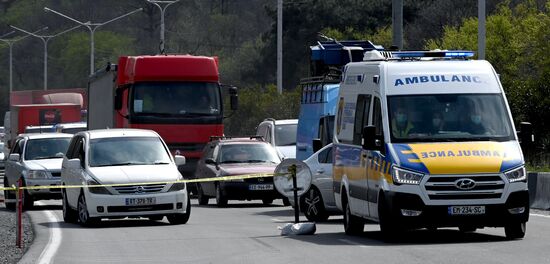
left=15, top=197, right=550, bottom=264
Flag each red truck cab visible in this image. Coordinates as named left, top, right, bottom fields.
left=88, top=55, right=237, bottom=181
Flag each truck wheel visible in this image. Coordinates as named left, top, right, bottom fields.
left=168, top=194, right=191, bottom=225
left=77, top=192, right=99, bottom=227
left=262, top=198, right=274, bottom=205
left=215, top=184, right=228, bottom=207
left=505, top=222, right=526, bottom=240
left=62, top=190, right=78, bottom=223
left=197, top=184, right=209, bottom=205
left=343, top=194, right=364, bottom=235
left=303, top=187, right=329, bottom=222
left=3, top=179, right=16, bottom=211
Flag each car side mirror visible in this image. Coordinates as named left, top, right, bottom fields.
left=312, top=138, right=322, bottom=153
left=65, top=158, right=82, bottom=169
left=362, top=125, right=376, bottom=150
left=9, top=153, right=20, bottom=161
left=174, top=155, right=186, bottom=166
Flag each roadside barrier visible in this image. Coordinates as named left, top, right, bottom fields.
left=530, top=172, right=550, bottom=210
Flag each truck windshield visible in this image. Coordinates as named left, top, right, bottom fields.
left=275, top=124, right=297, bottom=146
left=25, top=138, right=71, bottom=160
left=132, top=82, right=221, bottom=116
left=388, top=94, right=514, bottom=143
left=89, top=137, right=172, bottom=167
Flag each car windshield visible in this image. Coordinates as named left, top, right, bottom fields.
left=89, top=136, right=172, bottom=167
left=388, top=94, right=514, bottom=143
left=132, top=81, right=221, bottom=116
left=219, top=144, right=280, bottom=164
left=24, top=138, right=71, bottom=160
left=275, top=124, right=297, bottom=146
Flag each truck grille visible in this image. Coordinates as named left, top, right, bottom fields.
left=423, top=174, right=505, bottom=200
left=114, top=184, right=166, bottom=194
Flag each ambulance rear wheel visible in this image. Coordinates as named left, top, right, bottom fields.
left=343, top=195, right=364, bottom=235
left=505, top=222, right=526, bottom=240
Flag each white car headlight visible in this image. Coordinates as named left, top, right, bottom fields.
left=27, top=170, right=50, bottom=179
left=392, top=166, right=424, bottom=185
left=504, top=166, right=526, bottom=183
left=86, top=179, right=112, bottom=195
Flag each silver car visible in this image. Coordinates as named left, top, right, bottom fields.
left=291, top=143, right=341, bottom=221
left=3, top=133, right=73, bottom=210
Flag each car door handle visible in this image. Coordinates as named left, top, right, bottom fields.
left=316, top=169, right=325, bottom=174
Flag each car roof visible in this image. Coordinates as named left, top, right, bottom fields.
left=20, top=133, right=73, bottom=140
left=264, top=119, right=298, bottom=125
left=80, top=128, right=160, bottom=139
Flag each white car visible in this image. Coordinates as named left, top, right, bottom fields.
left=256, top=118, right=298, bottom=159
left=291, top=143, right=341, bottom=221
left=4, top=133, right=73, bottom=210
left=61, top=129, right=190, bottom=226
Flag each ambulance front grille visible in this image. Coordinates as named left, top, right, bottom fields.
left=423, top=174, right=505, bottom=200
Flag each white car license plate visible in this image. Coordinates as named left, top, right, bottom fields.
left=448, top=205, right=485, bottom=215
left=249, top=184, right=274, bottom=191
left=126, top=197, right=156, bottom=206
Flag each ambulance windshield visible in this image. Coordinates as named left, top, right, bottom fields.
left=388, top=94, right=514, bottom=143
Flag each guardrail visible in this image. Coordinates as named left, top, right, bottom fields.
left=529, top=172, right=550, bottom=210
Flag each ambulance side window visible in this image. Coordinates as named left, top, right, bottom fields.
left=353, top=94, right=372, bottom=145
left=372, top=97, right=385, bottom=155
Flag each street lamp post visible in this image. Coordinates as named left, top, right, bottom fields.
left=10, top=25, right=82, bottom=90
left=147, top=0, right=180, bottom=54
left=44, top=7, right=143, bottom=75
left=0, top=28, right=47, bottom=92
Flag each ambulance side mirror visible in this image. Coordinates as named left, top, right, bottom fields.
left=312, top=138, right=322, bottom=153
left=362, top=126, right=376, bottom=150
left=518, top=122, right=534, bottom=146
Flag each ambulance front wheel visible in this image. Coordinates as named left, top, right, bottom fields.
left=342, top=193, right=364, bottom=235
left=505, top=222, right=526, bottom=240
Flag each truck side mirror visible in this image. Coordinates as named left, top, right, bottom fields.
left=312, top=138, right=322, bottom=153
left=362, top=125, right=376, bottom=150
left=229, top=86, right=238, bottom=111
left=114, top=88, right=124, bottom=110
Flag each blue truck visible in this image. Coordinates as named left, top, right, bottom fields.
left=296, top=40, right=383, bottom=160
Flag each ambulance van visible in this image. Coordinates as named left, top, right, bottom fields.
left=333, top=50, right=528, bottom=240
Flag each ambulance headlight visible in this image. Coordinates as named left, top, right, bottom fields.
left=504, top=166, right=526, bottom=183
left=392, top=166, right=423, bottom=185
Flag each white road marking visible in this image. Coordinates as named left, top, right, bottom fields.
left=530, top=213, right=550, bottom=218
left=36, top=201, right=62, bottom=264
left=338, top=239, right=370, bottom=248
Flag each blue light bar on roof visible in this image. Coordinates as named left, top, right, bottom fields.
left=391, top=50, right=475, bottom=58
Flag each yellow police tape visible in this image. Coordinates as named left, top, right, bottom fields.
left=0, top=172, right=291, bottom=192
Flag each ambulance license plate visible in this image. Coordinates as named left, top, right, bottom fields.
left=249, top=184, right=274, bottom=191
left=126, top=197, right=156, bottom=206
left=448, top=206, right=485, bottom=215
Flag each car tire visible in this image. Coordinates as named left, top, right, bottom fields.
left=77, top=192, right=99, bottom=227
left=343, top=194, right=364, bottom=235
left=62, top=190, right=78, bottom=223
left=215, top=184, right=228, bottom=207
left=21, top=179, right=34, bottom=210
left=459, top=226, right=477, bottom=233
left=3, top=179, right=15, bottom=211
left=282, top=197, right=291, bottom=206
left=167, top=194, right=191, bottom=225
left=148, top=216, right=164, bottom=221
left=505, top=222, right=526, bottom=240
left=197, top=184, right=209, bottom=205
left=262, top=198, right=274, bottom=205
left=302, top=187, right=329, bottom=222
